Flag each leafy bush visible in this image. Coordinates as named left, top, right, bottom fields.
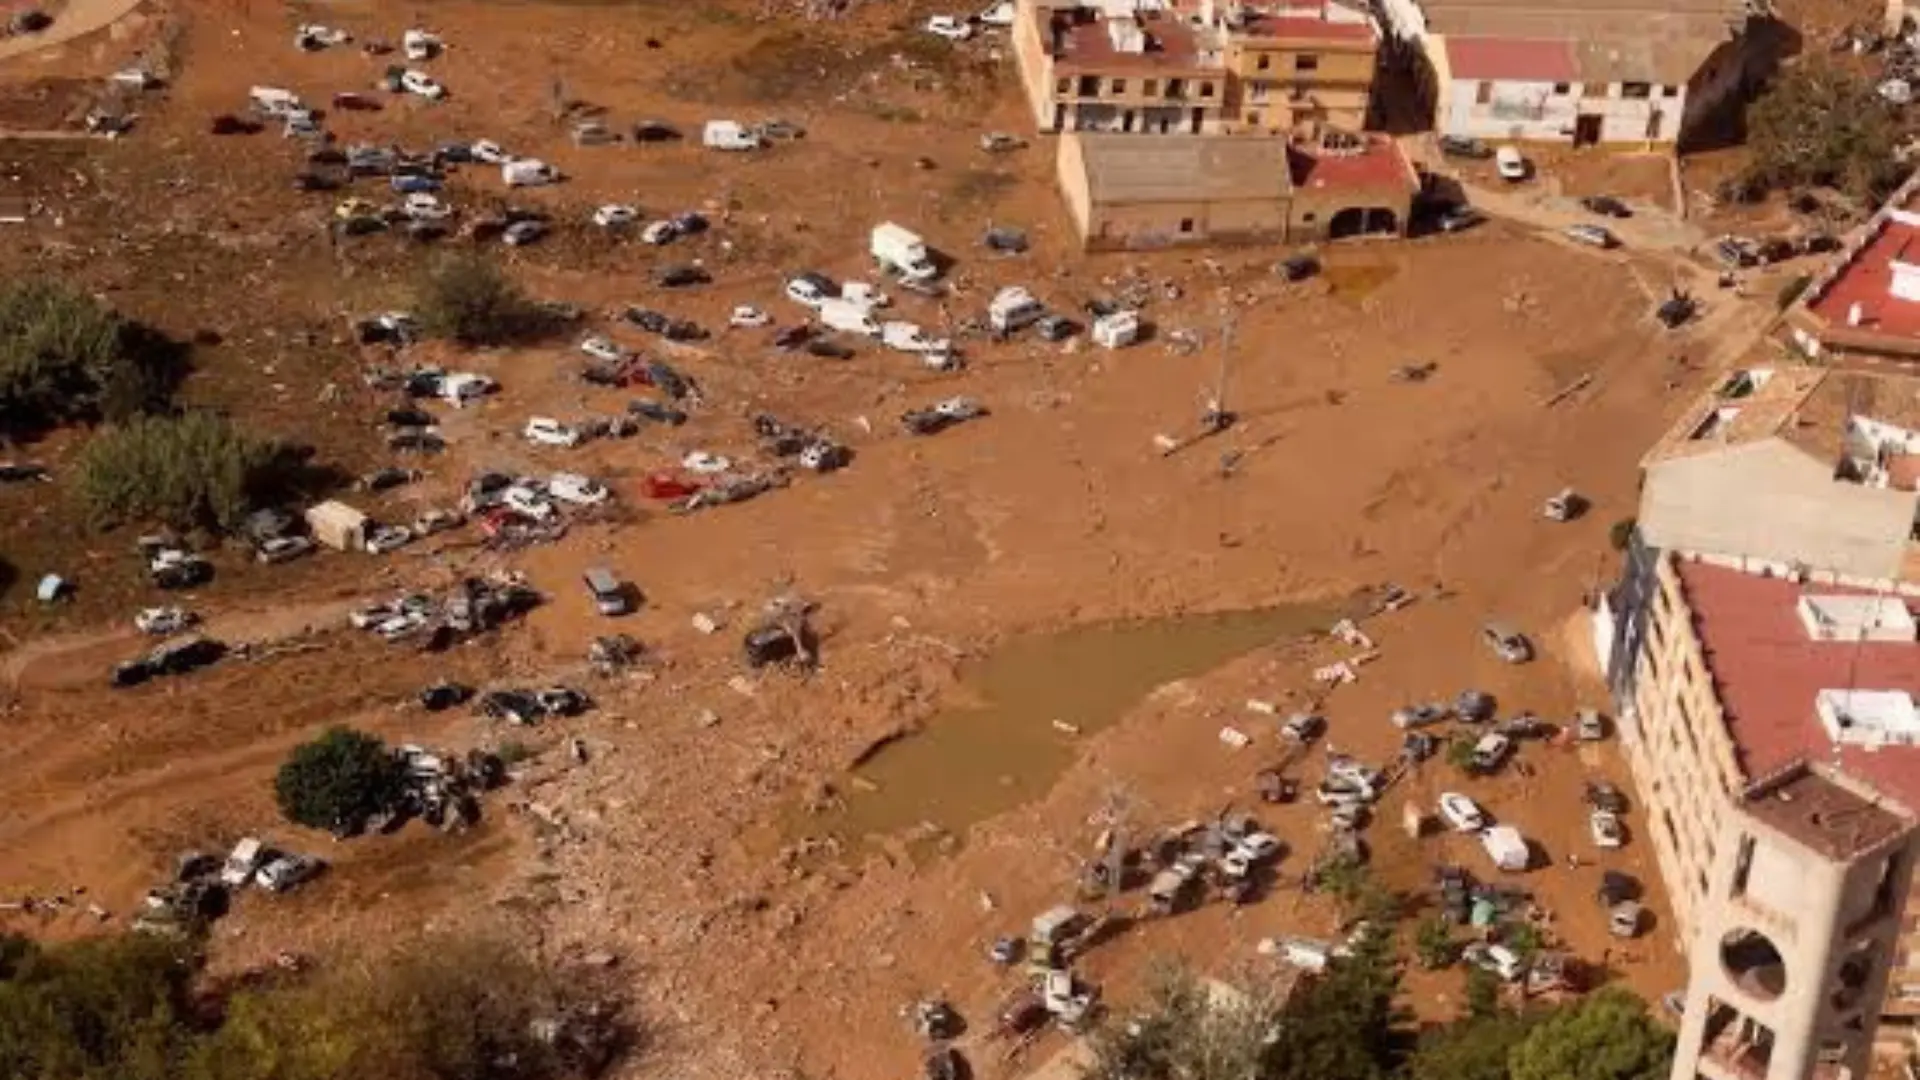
left=1744, top=60, right=1904, bottom=203
left=191, top=933, right=626, bottom=1080
left=0, top=932, right=199, bottom=1080
left=0, top=280, right=183, bottom=437
left=1086, top=962, right=1291, bottom=1080
left=1413, top=914, right=1456, bottom=970
left=273, top=727, right=407, bottom=834
left=416, top=255, right=551, bottom=347
left=73, top=412, right=274, bottom=533
left=1508, top=988, right=1673, bottom=1080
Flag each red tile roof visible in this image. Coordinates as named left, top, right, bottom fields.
left=1445, top=36, right=1579, bottom=83
left=1289, top=136, right=1418, bottom=193
left=1054, top=13, right=1211, bottom=73
left=1677, top=560, right=1920, bottom=808
left=1239, top=12, right=1376, bottom=43
left=1806, top=216, right=1920, bottom=341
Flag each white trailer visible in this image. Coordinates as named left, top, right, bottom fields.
left=1480, top=825, right=1530, bottom=872
left=818, top=297, right=880, bottom=337
left=871, top=222, right=939, bottom=282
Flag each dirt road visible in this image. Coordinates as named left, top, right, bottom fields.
left=0, top=0, right=142, bottom=62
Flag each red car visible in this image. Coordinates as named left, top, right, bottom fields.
left=640, top=473, right=701, bottom=501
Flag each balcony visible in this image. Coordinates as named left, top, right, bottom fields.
left=1700, top=1024, right=1851, bottom=1080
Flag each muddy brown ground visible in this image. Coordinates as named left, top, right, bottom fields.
left=0, top=2, right=1794, bottom=1077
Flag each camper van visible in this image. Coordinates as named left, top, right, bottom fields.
left=871, top=222, right=939, bottom=282
left=988, top=286, right=1044, bottom=333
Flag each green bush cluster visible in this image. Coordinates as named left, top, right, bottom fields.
left=416, top=256, right=552, bottom=347
left=273, top=727, right=408, bottom=834
left=1744, top=59, right=1904, bottom=203
left=0, top=280, right=178, bottom=437
left=73, top=412, right=274, bottom=533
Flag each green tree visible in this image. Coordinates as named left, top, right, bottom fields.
left=1084, top=961, right=1288, bottom=1080
left=1413, top=914, right=1455, bottom=970
left=1744, top=58, right=1903, bottom=203
left=0, top=932, right=198, bottom=1080
left=73, top=412, right=275, bottom=533
left=1504, top=922, right=1543, bottom=962
left=416, top=255, right=550, bottom=347
left=1464, top=965, right=1503, bottom=1020
left=273, top=727, right=406, bottom=834
left=0, top=279, right=181, bottom=436
left=1445, top=736, right=1478, bottom=773
left=1406, top=1010, right=1542, bottom=1080
left=1508, top=987, right=1673, bottom=1080
left=1263, top=922, right=1404, bottom=1080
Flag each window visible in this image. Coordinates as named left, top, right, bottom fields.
left=1583, top=81, right=1607, bottom=96
left=1143, top=79, right=1158, bottom=96
left=1078, top=75, right=1099, bottom=96
left=1662, top=84, right=1680, bottom=97
left=1256, top=54, right=1271, bottom=71
left=1622, top=82, right=1652, bottom=99
left=1731, top=833, right=1755, bottom=897
left=1295, top=53, right=1319, bottom=72
left=1056, top=77, right=1071, bottom=94
left=1166, top=77, right=1185, bottom=98
left=1111, top=78, right=1126, bottom=93
left=1552, top=82, right=1570, bottom=95
left=1178, top=218, right=1195, bottom=233
left=1301, top=211, right=1316, bottom=223
left=1246, top=111, right=1262, bottom=126
left=1248, top=81, right=1269, bottom=103
left=1199, top=81, right=1216, bottom=98
left=1475, top=80, right=1492, bottom=104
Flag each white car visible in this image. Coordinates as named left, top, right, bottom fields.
left=548, top=472, right=609, bottom=506
left=1438, top=792, right=1486, bottom=833
left=579, top=336, right=625, bottom=363
left=925, top=14, right=974, bottom=40
left=402, top=193, right=450, bottom=221
left=1221, top=831, right=1282, bottom=877
left=523, top=417, right=582, bottom=447
left=1590, top=810, right=1625, bottom=848
left=682, top=451, right=732, bottom=474
left=400, top=70, right=445, bottom=100
left=469, top=139, right=510, bottom=164
left=1494, top=145, right=1527, bottom=182
left=402, top=28, right=442, bottom=61
left=641, top=220, right=679, bottom=245
left=134, top=606, right=196, bottom=635
left=977, top=0, right=1015, bottom=25
left=729, top=305, right=771, bottom=328
left=365, top=524, right=413, bottom=554
left=503, top=485, right=556, bottom=521
left=592, top=204, right=638, bottom=229
left=785, top=275, right=832, bottom=308
left=841, top=281, right=890, bottom=309
left=255, top=854, right=323, bottom=893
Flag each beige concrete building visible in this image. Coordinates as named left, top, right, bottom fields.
left=1597, top=364, right=1920, bottom=1062
left=1055, top=129, right=1418, bottom=249
left=1012, top=0, right=1380, bottom=139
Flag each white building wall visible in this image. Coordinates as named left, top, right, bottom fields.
left=1440, top=77, right=1576, bottom=140
left=1583, top=83, right=1690, bottom=144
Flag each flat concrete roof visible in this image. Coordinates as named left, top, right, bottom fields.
left=1742, top=762, right=1911, bottom=861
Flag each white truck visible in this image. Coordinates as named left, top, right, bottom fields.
left=818, top=297, right=880, bottom=337
left=703, top=120, right=762, bottom=151
left=1480, top=825, right=1530, bottom=872
left=871, top=222, right=939, bottom=282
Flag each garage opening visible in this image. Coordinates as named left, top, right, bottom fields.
left=1327, top=206, right=1400, bottom=239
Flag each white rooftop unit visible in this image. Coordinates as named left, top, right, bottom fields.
left=1107, top=17, right=1148, bottom=52
left=1796, top=594, right=1918, bottom=643
left=1817, top=690, right=1920, bottom=748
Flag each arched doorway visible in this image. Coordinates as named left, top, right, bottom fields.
left=1327, top=206, right=1400, bottom=239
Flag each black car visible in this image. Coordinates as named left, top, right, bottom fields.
left=655, top=264, right=710, bottom=288
left=293, top=171, right=342, bottom=192
left=623, top=307, right=671, bottom=334
left=743, top=623, right=806, bottom=668
left=1656, top=291, right=1697, bottom=330
left=772, top=324, right=812, bottom=350
left=645, top=360, right=695, bottom=400
left=627, top=400, right=689, bottom=426
left=1579, top=195, right=1632, bottom=219
left=418, top=681, right=474, bottom=711
left=1437, top=134, right=1494, bottom=160
left=1035, top=315, right=1078, bottom=342
left=632, top=120, right=682, bottom=142
left=671, top=211, right=709, bottom=235
left=1276, top=254, right=1319, bottom=282
left=210, top=114, right=264, bottom=136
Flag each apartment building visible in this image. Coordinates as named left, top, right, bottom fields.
left=1596, top=363, right=1920, bottom=1059
left=1011, top=0, right=1380, bottom=138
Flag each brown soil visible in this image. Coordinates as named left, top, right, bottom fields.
left=0, top=2, right=1764, bottom=1077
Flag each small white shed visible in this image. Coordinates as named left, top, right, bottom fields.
left=305, top=500, right=367, bottom=552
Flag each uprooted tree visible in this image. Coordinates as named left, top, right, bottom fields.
left=0, top=279, right=185, bottom=439
left=1743, top=58, right=1905, bottom=203
left=73, top=412, right=277, bottom=533
left=415, top=254, right=554, bottom=347
left=273, top=726, right=408, bottom=834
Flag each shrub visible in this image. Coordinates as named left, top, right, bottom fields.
left=1413, top=914, right=1456, bottom=970
left=0, top=280, right=183, bottom=437
left=273, top=727, right=407, bottom=834
left=73, top=412, right=274, bottom=533
left=1508, top=987, right=1673, bottom=1080
left=1744, top=59, right=1904, bottom=203
left=416, top=255, right=550, bottom=347
left=0, top=932, right=199, bottom=1080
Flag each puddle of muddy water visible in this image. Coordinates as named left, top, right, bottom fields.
left=792, top=605, right=1332, bottom=850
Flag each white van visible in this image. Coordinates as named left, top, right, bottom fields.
left=703, top=120, right=762, bottom=151
left=1092, top=310, right=1141, bottom=349
left=871, top=222, right=939, bottom=282
left=220, top=837, right=265, bottom=886
left=502, top=159, right=558, bottom=187
left=988, top=285, right=1044, bottom=333
left=249, top=86, right=303, bottom=117
left=818, top=297, right=881, bottom=337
